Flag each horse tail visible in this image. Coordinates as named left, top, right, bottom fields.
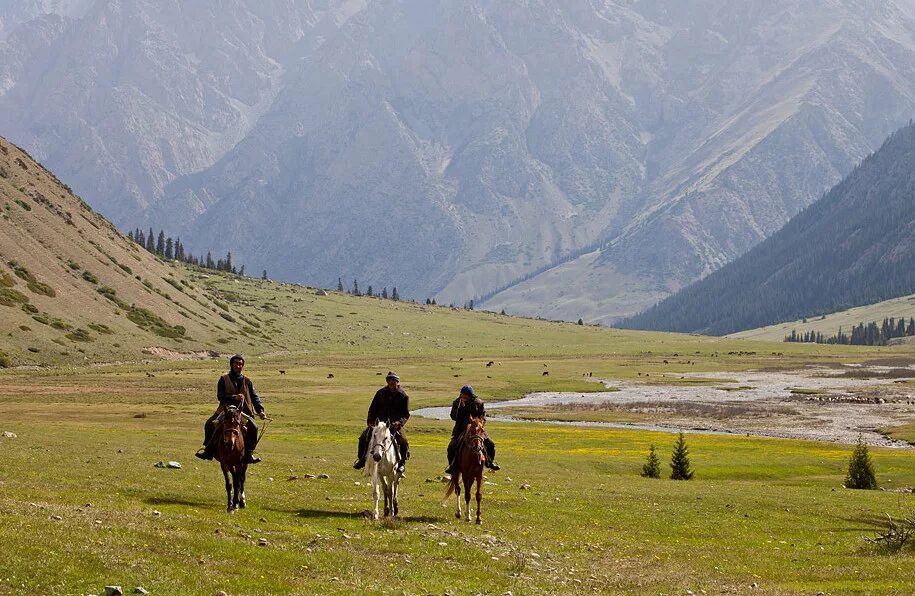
left=442, top=470, right=460, bottom=502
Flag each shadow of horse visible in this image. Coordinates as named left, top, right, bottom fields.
left=144, top=496, right=212, bottom=508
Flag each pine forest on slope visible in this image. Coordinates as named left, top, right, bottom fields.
left=618, top=122, right=915, bottom=336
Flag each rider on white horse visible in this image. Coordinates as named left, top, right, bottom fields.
left=353, top=371, right=410, bottom=474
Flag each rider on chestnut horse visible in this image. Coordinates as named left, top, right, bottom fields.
left=195, top=354, right=266, bottom=464
left=445, top=385, right=499, bottom=474
left=353, top=371, right=410, bottom=474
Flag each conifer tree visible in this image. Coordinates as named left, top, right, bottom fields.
left=381, top=287, right=388, bottom=299
left=845, top=436, right=877, bottom=489
left=669, top=432, right=694, bottom=480
left=262, top=270, right=268, bottom=280
left=641, top=445, right=661, bottom=478
left=205, top=251, right=214, bottom=269
left=392, top=287, right=399, bottom=301
left=337, top=277, right=344, bottom=292
left=165, top=237, right=174, bottom=260
left=146, top=228, right=155, bottom=252
left=577, top=318, right=584, bottom=325
left=367, top=285, right=373, bottom=297
left=156, top=230, right=166, bottom=255
left=353, top=279, right=360, bottom=296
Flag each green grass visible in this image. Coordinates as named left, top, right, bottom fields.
left=2, top=268, right=915, bottom=593
left=2, top=344, right=915, bottom=594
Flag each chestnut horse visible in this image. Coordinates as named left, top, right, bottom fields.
left=216, top=405, right=248, bottom=512
left=444, top=415, right=486, bottom=524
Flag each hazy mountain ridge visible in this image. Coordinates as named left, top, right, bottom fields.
left=4, top=1, right=915, bottom=309
left=618, top=121, right=915, bottom=335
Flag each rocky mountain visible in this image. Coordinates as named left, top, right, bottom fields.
left=3, top=1, right=915, bottom=312
left=618, top=122, right=915, bottom=335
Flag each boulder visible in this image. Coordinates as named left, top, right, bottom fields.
left=104, top=587, right=123, bottom=596
left=1, top=431, right=16, bottom=438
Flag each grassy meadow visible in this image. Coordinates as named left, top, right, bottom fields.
left=2, top=274, right=915, bottom=594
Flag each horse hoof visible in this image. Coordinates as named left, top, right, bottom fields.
left=475, top=519, right=482, bottom=525
left=455, top=512, right=461, bottom=519
left=239, top=501, right=246, bottom=509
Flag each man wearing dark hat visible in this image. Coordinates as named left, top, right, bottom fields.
left=353, top=371, right=410, bottom=474
left=445, top=385, right=499, bottom=474
left=195, top=354, right=266, bottom=464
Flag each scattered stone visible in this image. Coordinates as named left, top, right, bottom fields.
left=104, top=587, right=123, bottom=596
left=2, top=431, right=16, bottom=439
left=215, top=592, right=228, bottom=596
left=315, top=289, right=328, bottom=296
left=134, top=588, right=149, bottom=595
left=258, top=538, right=269, bottom=547
left=152, top=510, right=161, bottom=516
left=504, top=477, right=512, bottom=482
left=167, top=461, right=182, bottom=469
left=520, top=484, right=531, bottom=490
left=287, top=475, right=298, bottom=481
left=50, top=515, right=62, bottom=521
left=303, top=474, right=316, bottom=479
left=317, top=473, right=329, bottom=479
left=438, top=542, right=448, bottom=546
left=342, top=533, right=351, bottom=540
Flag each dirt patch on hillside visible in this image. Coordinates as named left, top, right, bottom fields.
left=142, top=346, right=222, bottom=360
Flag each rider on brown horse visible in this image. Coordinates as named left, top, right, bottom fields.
left=195, top=354, right=266, bottom=464
left=446, top=385, right=499, bottom=474
left=353, top=371, right=410, bottom=474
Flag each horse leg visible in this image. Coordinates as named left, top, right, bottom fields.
left=232, top=469, right=241, bottom=510
left=463, top=476, right=472, bottom=522
left=475, top=473, right=483, bottom=525
left=223, top=466, right=234, bottom=512
left=383, top=477, right=391, bottom=517
left=372, top=474, right=380, bottom=520
left=238, top=465, right=247, bottom=509
left=392, top=477, right=399, bottom=517
left=453, top=471, right=462, bottom=519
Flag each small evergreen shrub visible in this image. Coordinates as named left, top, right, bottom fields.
left=845, top=437, right=877, bottom=490
left=81, top=270, right=98, bottom=284
left=65, top=328, right=92, bottom=342
left=670, top=432, right=695, bottom=480
left=641, top=445, right=662, bottom=478
left=0, top=351, right=10, bottom=368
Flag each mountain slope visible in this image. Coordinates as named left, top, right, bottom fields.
left=0, top=135, right=275, bottom=365
left=5, top=1, right=915, bottom=310
left=617, top=122, right=915, bottom=335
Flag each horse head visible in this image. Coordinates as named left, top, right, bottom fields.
left=370, top=420, right=391, bottom=463
left=222, top=405, right=244, bottom=449
left=467, top=416, right=486, bottom=462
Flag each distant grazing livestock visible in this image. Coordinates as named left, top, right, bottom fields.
left=542, top=371, right=549, bottom=376
left=327, top=373, right=335, bottom=379
left=279, top=370, right=286, bottom=375
left=486, top=361, right=494, bottom=367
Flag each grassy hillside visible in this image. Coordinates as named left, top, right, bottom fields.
left=732, top=293, right=915, bottom=342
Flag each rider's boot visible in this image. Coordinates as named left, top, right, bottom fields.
left=445, top=458, right=456, bottom=475
left=244, top=450, right=261, bottom=464
left=195, top=445, right=214, bottom=460
left=353, top=457, right=366, bottom=469
left=485, top=458, right=501, bottom=471
left=396, top=444, right=408, bottom=476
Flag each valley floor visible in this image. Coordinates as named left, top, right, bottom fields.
left=2, top=347, right=915, bottom=594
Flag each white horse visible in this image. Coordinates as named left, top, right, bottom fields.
left=365, top=420, right=400, bottom=520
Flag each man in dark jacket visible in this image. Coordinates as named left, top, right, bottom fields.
left=195, top=354, right=266, bottom=464
left=353, top=371, right=410, bottom=474
left=445, top=385, right=499, bottom=474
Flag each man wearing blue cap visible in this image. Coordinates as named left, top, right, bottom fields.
left=445, top=385, right=499, bottom=474
left=353, top=371, right=411, bottom=474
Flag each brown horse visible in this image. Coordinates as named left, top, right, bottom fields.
left=216, top=405, right=248, bottom=512
left=444, top=415, right=486, bottom=524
